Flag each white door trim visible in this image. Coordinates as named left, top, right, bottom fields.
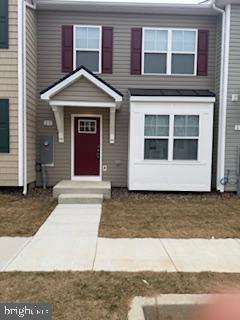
left=71, top=114, right=103, bottom=181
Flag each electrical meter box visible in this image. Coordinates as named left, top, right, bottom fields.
left=40, top=136, right=54, bottom=165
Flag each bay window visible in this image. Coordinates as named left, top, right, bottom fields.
left=74, top=25, right=101, bottom=73
left=143, top=28, right=197, bottom=75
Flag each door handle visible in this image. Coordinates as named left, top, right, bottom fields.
left=96, top=145, right=100, bottom=159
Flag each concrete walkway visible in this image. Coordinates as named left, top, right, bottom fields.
left=5, top=204, right=101, bottom=271
left=1, top=203, right=240, bottom=272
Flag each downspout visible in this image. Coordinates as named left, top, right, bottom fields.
left=18, top=0, right=24, bottom=190
left=18, top=0, right=27, bottom=195
left=20, top=1, right=37, bottom=195
left=23, top=1, right=27, bottom=195
left=211, top=0, right=231, bottom=192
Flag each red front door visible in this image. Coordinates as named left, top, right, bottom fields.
left=74, top=117, right=100, bottom=176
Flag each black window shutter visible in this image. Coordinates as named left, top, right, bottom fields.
left=0, top=0, right=8, bottom=48
left=0, top=99, right=9, bottom=153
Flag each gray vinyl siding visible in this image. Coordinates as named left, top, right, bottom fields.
left=224, top=5, right=240, bottom=191
left=37, top=10, right=218, bottom=187
left=0, top=0, right=18, bottom=186
left=26, top=7, right=37, bottom=184
left=36, top=107, right=116, bottom=185
left=52, top=77, right=114, bottom=102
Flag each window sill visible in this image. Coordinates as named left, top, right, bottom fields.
left=141, top=73, right=197, bottom=77
left=135, top=160, right=206, bottom=166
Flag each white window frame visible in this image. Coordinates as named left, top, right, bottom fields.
left=78, top=119, right=97, bottom=134
left=73, top=25, right=102, bottom=73
left=143, top=113, right=200, bottom=162
left=144, top=115, right=170, bottom=160
left=142, top=28, right=198, bottom=76
left=172, top=115, right=199, bottom=161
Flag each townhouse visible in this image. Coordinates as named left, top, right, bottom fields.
left=0, top=0, right=239, bottom=193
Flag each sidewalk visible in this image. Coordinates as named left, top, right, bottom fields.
left=94, top=238, right=240, bottom=272
left=1, top=203, right=240, bottom=272
left=2, top=237, right=240, bottom=272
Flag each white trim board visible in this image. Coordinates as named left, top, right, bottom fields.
left=49, top=100, right=116, bottom=108
left=71, top=114, right=103, bottom=181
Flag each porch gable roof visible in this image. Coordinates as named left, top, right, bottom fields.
left=40, top=65, right=123, bottom=106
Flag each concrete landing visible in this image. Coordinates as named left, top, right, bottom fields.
left=58, top=193, right=103, bottom=204
left=53, top=180, right=111, bottom=200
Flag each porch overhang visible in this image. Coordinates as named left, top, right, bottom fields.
left=40, top=66, right=123, bottom=144
left=129, top=88, right=216, bottom=103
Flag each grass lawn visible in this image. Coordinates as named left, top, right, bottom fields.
left=99, top=189, right=240, bottom=238
left=1, top=272, right=240, bottom=320
left=0, top=188, right=56, bottom=237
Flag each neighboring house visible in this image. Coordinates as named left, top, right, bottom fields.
left=0, top=0, right=239, bottom=192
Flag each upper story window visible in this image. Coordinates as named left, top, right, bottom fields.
left=74, top=25, right=102, bottom=73
left=143, top=28, right=197, bottom=76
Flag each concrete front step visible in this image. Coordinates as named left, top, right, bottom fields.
left=58, top=193, right=103, bottom=204
left=53, top=180, right=111, bottom=199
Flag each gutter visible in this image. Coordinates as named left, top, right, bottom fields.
left=26, top=1, right=37, bottom=9
left=36, top=0, right=214, bottom=12
left=36, top=0, right=212, bottom=8
left=211, top=0, right=231, bottom=192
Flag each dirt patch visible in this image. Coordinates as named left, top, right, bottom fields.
left=0, top=188, right=57, bottom=236
left=99, top=189, right=240, bottom=238
left=0, top=272, right=240, bottom=320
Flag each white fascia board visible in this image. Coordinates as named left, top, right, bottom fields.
left=49, top=100, right=117, bottom=108
left=130, top=96, right=216, bottom=103
left=40, top=68, right=122, bottom=103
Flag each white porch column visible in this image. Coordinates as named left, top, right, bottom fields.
left=109, top=107, right=116, bottom=144
left=51, top=105, right=64, bottom=143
